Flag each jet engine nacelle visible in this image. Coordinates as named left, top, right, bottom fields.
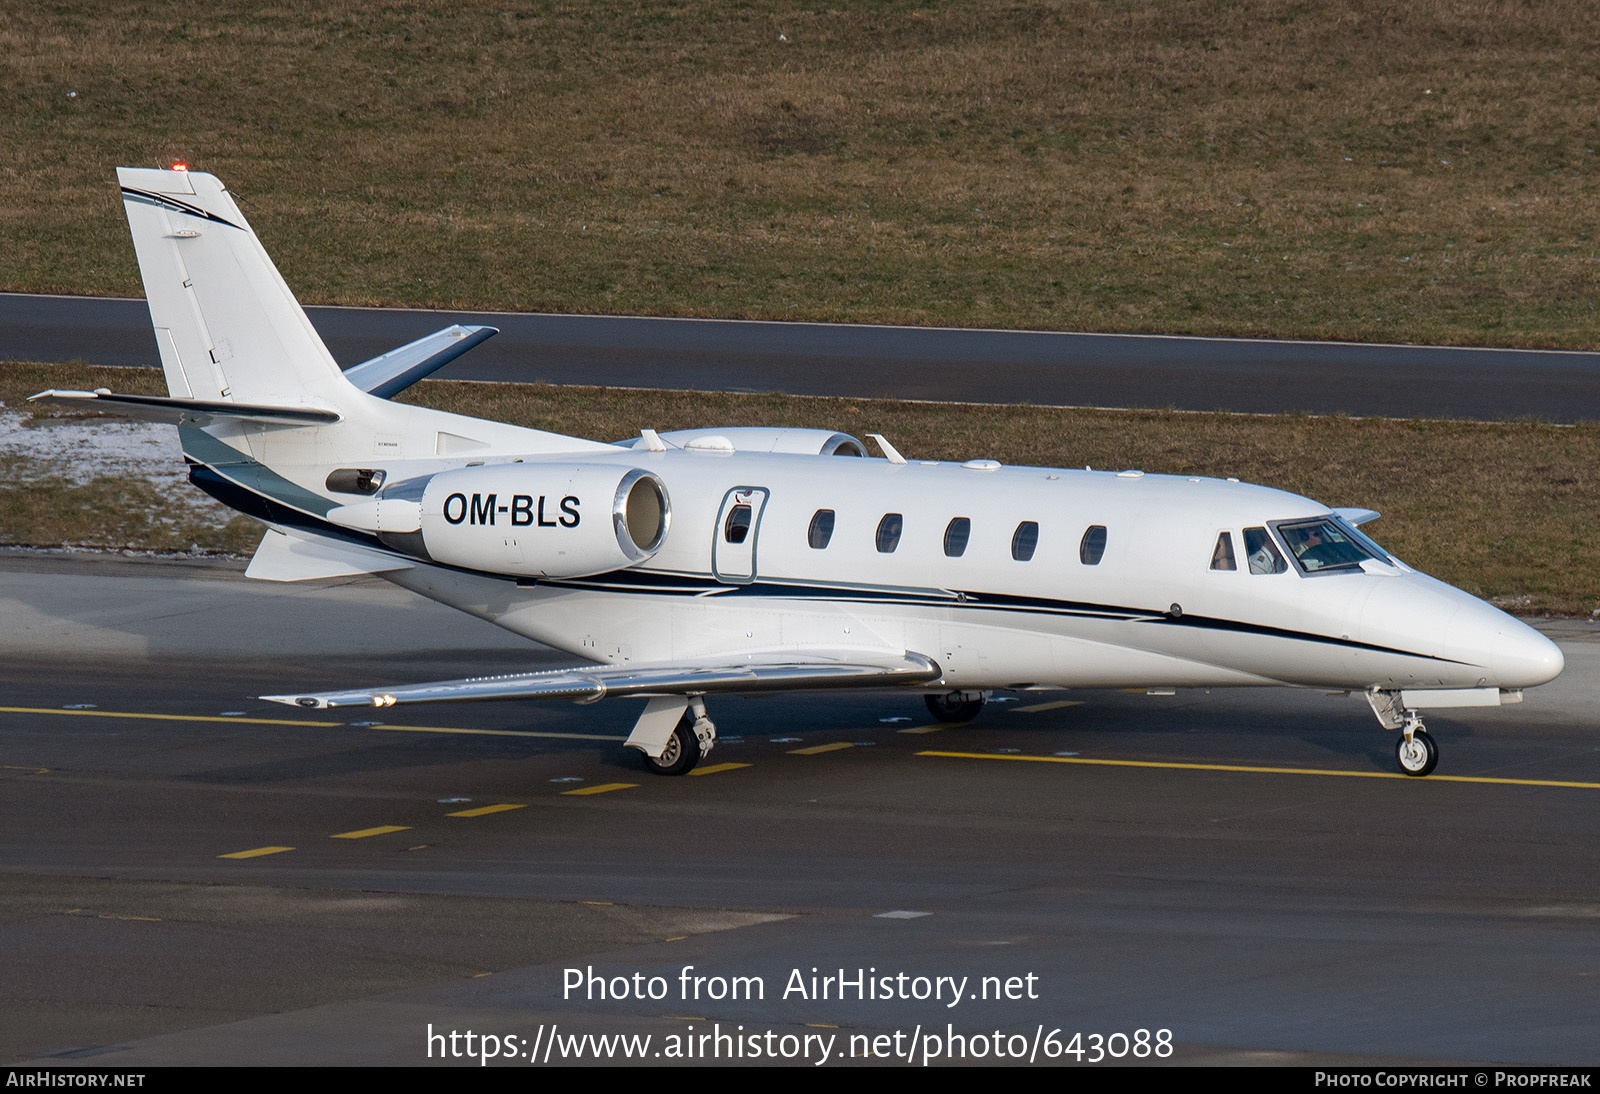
left=618, top=427, right=866, bottom=456
left=417, top=463, right=669, bottom=578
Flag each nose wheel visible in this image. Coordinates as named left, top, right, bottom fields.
left=1367, top=690, right=1439, bottom=777
left=1395, top=725, right=1438, bottom=777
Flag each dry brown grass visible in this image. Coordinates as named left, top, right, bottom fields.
left=5, top=362, right=1595, bottom=613
left=2, top=2, right=1597, bottom=346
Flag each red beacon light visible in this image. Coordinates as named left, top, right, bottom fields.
left=171, top=162, right=188, bottom=172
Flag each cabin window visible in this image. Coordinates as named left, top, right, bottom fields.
left=1011, top=521, right=1039, bottom=561
left=876, top=513, right=903, bottom=553
left=808, top=509, right=835, bottom=549
left=1244, top=527, right=1288, bottom=574
left=1210, top=532, right=1237, bottom=571
left=1079, top=525, right=1107, bottom=565
left=724, top=504, right=752, bottom=545
left=943, top=517, right=971, bottom=558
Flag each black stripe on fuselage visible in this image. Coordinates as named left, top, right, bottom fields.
left=534, top=569, right=1468, bottom=665
left=195, top=463, right=1467, bottom=667
left=188, top=463, right=383, bottom=552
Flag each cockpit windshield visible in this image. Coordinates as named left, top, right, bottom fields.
left=1275, top=517, right=1381, bottom=573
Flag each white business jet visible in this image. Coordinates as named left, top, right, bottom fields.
left=33, top=167, right=1564, bottom=777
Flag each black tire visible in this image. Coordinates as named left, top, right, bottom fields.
left=1395, top=729, right=1438, bottom=777
left=924, top=692, right=986, bottom=724
left=642, top=716, right=702, bottom=776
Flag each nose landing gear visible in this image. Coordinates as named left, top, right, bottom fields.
left=1395, top=722, right=1438, bottom=777
left=1367, top=689, right=1439, bottom=777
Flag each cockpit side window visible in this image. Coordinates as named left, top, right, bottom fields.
left=1210, top=531, right=1237, bottom=571
left=1244, top=527, right=1288, bottom=574
left=1277, top=518, right=1378, bottom=573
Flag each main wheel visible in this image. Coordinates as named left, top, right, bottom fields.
left=925, top=692, right=985, bottom=724
left=1395, top=729, right=1438, bottom=777
left=642, top=716, right=702, bottom=776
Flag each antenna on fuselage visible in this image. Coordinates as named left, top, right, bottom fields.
left=866, top=433, right=907, bottom=465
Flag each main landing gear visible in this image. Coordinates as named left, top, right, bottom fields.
left=925, top=690, right=989, bottom=724
left=1366, top=689, right=1438, bottom=777
left=645, top=714, right=703, bottom=776
left=629, top=695, right=717, bottom=776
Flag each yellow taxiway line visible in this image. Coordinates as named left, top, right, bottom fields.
left=447, top=803, right=528, bottom=817
left=330, top=825, right=412, bottom=839
left=918, top=750, right=1600, bottom=789
left=0, top=706, right=625, bottom=741
left=789, top=742, right=855, bottom=755
left=217, top=846, right=295, bottom=859
left=2, top=706, right=341, bottom=728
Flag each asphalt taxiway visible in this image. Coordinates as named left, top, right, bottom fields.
left=6, top=292, right=1600, bottom=422
left=3, top=551, right=1599, bottom=1066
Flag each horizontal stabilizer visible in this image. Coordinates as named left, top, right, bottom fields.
left=341, top=325, right=499, bottom=399
left=29, top=389, right=340, bottom=426
left=261, top=650, right=942, bottom=709
left=245, top=529, right=414, bottom=582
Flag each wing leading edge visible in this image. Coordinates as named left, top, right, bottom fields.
left=260, top=650, right=943, bottom=709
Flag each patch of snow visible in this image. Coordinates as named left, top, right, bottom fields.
left=0, top=410, right=187, bottom=487
left=0, top=410, right=238, bottom=527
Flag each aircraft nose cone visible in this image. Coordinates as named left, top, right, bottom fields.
left=1494, top=620, right=1565, bottom=688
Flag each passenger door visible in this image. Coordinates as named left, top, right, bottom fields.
left=712, top=486, right=769, bottom=584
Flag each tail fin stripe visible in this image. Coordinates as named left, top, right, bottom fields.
left=120, top=187, right=243, bottom=230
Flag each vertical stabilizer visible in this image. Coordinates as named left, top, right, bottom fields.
left=118, top=167, right=349, bottom=408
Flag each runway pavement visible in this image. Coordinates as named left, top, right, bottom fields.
left=6, top=292, right=1600, bottom=422
left=3, top=551, right=1599, bottom=1066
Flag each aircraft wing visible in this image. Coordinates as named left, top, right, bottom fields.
left=260, top=650, right=942, bottom=709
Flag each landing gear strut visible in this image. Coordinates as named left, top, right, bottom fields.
left=1367, top=689, right=1439, bottom=777
left=925, top=690, right=988, bottom=724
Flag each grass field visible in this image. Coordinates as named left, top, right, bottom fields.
left=3, top=1, right=1598, bottom=349
left=3, top=362, right=1596, bottom=615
